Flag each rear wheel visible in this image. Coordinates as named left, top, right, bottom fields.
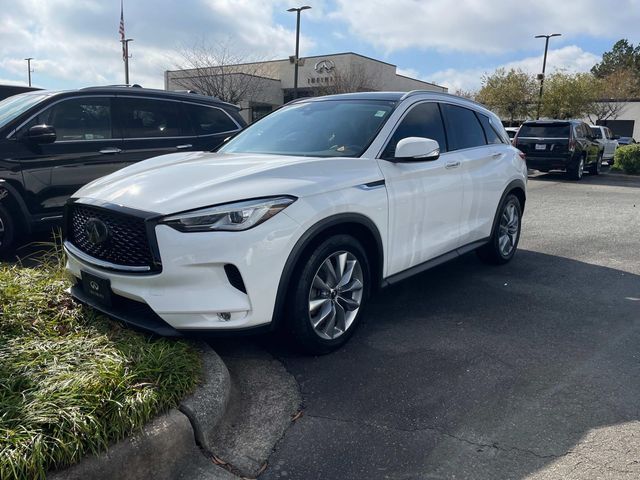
left=285, top=234, right=370, bottom=354
left=567, top=155, right=584, bottom=181
left=0, top=204, right=18, bottom=257
left=477, top=194, right=522, bottom=265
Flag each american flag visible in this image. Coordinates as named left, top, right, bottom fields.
left=119, top=0, right=126, bottom=60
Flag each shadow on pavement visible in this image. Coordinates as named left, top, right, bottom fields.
left=256, top=249, right=640, bottom=479
left=530, top=168, right=640, bottom=189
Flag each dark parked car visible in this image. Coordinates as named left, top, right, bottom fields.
left=514, top=120, right=601, bottom=180
left=616, top=136, right=636, bottom=146
left=0, top=86, right=246, bottom=254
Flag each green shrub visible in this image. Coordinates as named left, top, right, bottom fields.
left=0, top=253, right=201, bottom=480
left=613, top=144, right=640, bottom=174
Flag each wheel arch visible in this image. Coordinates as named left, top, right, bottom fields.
left=489, top=179, right=526, bottom=239
left=271, top=213, right=384, bottom=329
left=0, top=179, right=30, bottom=233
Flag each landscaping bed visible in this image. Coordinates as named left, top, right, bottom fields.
left=0, top=250, right=201, bottom=480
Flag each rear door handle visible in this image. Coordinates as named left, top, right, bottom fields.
left=445, top=160, right=460, bottom=169
left=99, top=147, right=122, bottom=154
left=176, top=144, right=193, bottom=150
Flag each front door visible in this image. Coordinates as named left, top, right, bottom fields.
left=10, top=96, right=124, bottom=216
left=376, top=101, right=464, bottom=275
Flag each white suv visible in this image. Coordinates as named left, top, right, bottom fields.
left=64, top=92, right=527, bottom=353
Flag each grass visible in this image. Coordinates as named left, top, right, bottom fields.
left=0, top=245, right=202, bottom=480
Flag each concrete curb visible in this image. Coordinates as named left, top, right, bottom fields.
left=47, top=343, right=234, bottom=480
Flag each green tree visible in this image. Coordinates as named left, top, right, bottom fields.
left=476, top=68, right=537, bottom=124
left=541, top=72, right=596, bottom=119
left=591, top=39, right=640, bottom=80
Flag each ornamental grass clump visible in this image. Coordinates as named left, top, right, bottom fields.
left=0, top=248, right=201, bottom=480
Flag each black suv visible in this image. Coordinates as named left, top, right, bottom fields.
left=514, top=120, right=601, bottom=180
left=0, top=86, right=246, bottom=254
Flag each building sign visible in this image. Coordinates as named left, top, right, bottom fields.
left=314, top=59, right=336, bottom=74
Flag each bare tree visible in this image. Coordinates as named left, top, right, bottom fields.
left=171, top=39, right=274, bottom=105
left=587, top=69, right=638, bottom=123
left=311, top=64, right=380, bottom=96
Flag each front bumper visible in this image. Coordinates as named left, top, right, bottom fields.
left=65, top=212, right=302, bottom=333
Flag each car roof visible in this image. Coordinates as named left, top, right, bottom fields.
left=522, top=119, right=581, bottom=125
left=29, top=86, right=240, bottom=110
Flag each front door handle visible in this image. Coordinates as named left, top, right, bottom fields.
left=445, top=160, right=460, bottom=169
left=176, top=144, right=193, bottom=150
left=99, top=147, right=122, bottom=154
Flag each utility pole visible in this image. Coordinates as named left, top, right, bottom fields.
left=121, top=38, right=133, bottom=85
left=535, top=33, right=561, bottom=119
left=287, top=5, right=311, bottom=100
left=24, top=57, right=33, bottom=86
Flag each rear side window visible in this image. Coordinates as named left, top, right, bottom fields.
left=382, top=102, right=447, bottom=158
left=519, top=123, right=570, bottom=138
left=119, top=98, right=185, bottom=138
left=477, top=114, right=504, bottom=144
left=440, top=104, right=486, bottom=151
left=185, top=104, right=239, bottom=135
left=590, top=127, right=602, bottom=139
left=23, top=97, right=112, bottom=141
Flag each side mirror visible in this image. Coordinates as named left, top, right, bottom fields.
left=25, top=124, right=56, bottom=144
left=394, top=137, right=440, bottom=161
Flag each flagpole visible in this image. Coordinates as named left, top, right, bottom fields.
left=119, top=0, right=132, bottom=85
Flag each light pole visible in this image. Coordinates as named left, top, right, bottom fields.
left=287, top=5, right=311, bottom=100
left=24, top=57, right=33, bottom=87
left=535, top=33, right=561, bottom=119
left=121, top=38, right=133, bottom=85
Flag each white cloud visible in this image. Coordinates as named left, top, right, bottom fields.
left=429, top=45, right=601, bottom=92
left=331, top=0, right=640, bottom=54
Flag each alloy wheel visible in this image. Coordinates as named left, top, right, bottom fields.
left=498, top=202, right=519, bottom=257
left=308, top=250, right=364, bottom=340
left=578, top=158, right=584, bottom=179
left=0, top=216, right=5, bottom=248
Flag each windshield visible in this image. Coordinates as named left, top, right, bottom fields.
left=219, top=99, right=397, bottom=157
left=0, top=93, right=50, bottom=130
left=519, top=123, right=570, bottom=138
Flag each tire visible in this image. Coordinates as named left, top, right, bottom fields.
left=589, top=152, right=602, bottom=175
left=477, top=193, right=522, bottom=265
left=567, top=155, right=584, bottom=181
left=0, top=203, right=18, bottom=257
left=285, top=234, right=370, bottom=354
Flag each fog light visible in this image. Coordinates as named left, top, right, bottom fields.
left=217, top=312, right=231, bottom=321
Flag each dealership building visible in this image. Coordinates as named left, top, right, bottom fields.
left=165, top=52, right=447, bottom=123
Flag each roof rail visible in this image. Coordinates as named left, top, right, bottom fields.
left=81, top=84, right=143, bottom=89
left=400, top=90, right=487, bottom=108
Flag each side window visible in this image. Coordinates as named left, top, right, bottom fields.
left=477, top=114, right=504, bottom=144
left=120, top=98, right=184, bottom=138
left=440, top=103, right=486, bottom=151
left=382, top=102, right=447, bottom=158
left=23, top=97, right=112, bottom=141
left=185, top=104, right=239, bottom=135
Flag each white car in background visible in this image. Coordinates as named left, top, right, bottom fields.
left=590, top=125, right=618, bottom=163
left=64, top=91, right=527, bottom=353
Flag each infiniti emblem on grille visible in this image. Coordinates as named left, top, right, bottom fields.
left=84, top=218, right=110, bottom=245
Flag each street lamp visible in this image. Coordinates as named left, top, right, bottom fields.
left=24, top=57, right=33, bottom=87
left=534, top=33, right=561, bottom=119
left=287, top=5, right=311, bottom=100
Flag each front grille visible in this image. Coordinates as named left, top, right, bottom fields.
left=68, top=204, right=157, bottom=269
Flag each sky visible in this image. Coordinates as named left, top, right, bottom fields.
left=1, top=0, right=640, bottom=93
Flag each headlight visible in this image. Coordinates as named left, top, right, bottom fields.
left=160, top=196, right=296, bottom=232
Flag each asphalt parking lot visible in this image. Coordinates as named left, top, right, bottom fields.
left=251, top=170, right=640, bottom=479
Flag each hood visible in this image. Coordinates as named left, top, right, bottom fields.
left=74, top=151, right=384, bottom=214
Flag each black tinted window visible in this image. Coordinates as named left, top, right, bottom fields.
left=185, top=104, right=238, bottom=135
left=519, top=123, right=570, bottom=138
left=382, top=102, right=446, bottom=158
left=120, top=98, right=184, bottom=138
left=441, top=104, right=486, bottom=150
left=26, top=97, right=112, bottom=141
left=590, top=127, right=602, bottom=138
left=478, top=114, right=504, bottom=144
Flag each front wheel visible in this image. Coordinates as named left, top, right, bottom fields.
left=285, top=234, right=370, bottom=354
left=0, top=204, right=18, bottom=257
left=477, top=194, right=522, bottom=265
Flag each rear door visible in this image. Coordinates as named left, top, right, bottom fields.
left=182, top=102, right=243, bottom=151
left=10, top=95, right=124, bottom=216
left=114, top=96, right=197, bottom=165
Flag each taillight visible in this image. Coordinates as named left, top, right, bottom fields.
left=513, top=136, right=519, bottom=147
left=517, top=150, right=526, bottom=161
left=569, top=139, right=576, bottom=152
